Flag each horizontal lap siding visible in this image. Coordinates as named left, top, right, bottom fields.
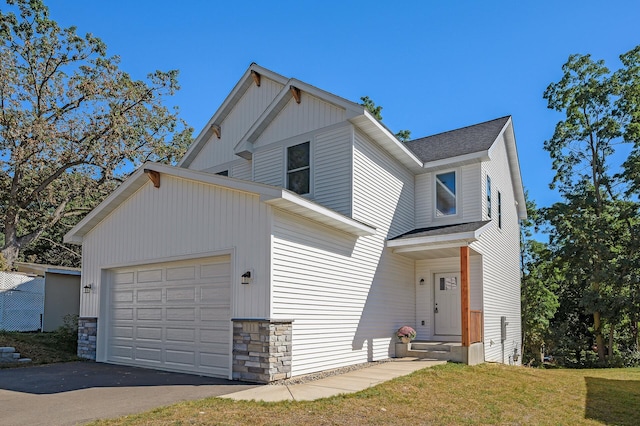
left=473, top=134, right=522, bottom=364
left=253, top=147, right=284, bottom=187
left=189, top=79, right=283, bottom=171
left=313, top=124, right=352, bottom=216
left=231, top=160, right=252, bottom=180
left=81, top=175, right=272, bottom=320
left=272, top=211, right=414, bottom=376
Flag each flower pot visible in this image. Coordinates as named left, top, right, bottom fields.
left=400, top=336, right=411, bottom=344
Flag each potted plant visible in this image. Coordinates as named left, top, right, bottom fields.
left=396, top=326, right=416, bottom=344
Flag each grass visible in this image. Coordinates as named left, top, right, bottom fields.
left=87, top=363, right=640, bottom=426
left=0, top=330, right=79, bottom=366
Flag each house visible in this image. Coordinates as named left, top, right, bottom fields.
left=0, top=264, right=80, bottom=333
left=64, top=64, right=526, bottom=383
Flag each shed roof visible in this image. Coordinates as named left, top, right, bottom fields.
left=389, top=221, right=492, bottom=241
left=404, top=116, right=511, bottom=163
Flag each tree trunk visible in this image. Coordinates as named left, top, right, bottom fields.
left=594, top=311, right=606, bottom=364
left=0, top=244, right=20, bottom=270
left=608, top=325, right=614, bottom=359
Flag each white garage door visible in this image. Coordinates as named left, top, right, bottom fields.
left=108, top=255, right=231, bottom=377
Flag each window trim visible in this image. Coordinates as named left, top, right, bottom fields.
left=486, top=175, right=492, bottom=219
left=434, top=169, right=459, bottom=218
left=497, top=190, right=502, bottom=229
left=286, top=141, right=311, bottom=196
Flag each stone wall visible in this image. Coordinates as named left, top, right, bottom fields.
left=77, top=317, right=97, bottom=360
left=232, top=319, right=293, bottom=383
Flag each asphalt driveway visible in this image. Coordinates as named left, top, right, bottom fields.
left=0, top=361, right=258, bottom=426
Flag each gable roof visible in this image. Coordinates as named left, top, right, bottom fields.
left=63, top=163, right=376, bottom=245
left=404, top=116, right=511, bottom=164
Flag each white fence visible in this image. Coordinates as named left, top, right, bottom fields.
left=0, top=271, right=45, bottom=332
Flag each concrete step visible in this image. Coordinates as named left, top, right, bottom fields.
left=411, top=343, right=452, bottom=352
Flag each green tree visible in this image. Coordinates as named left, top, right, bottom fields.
left=359, top=96, right=411, bottom=142
left=543, top=49, right=639, bottom=364
left=520, top=197, right=559, bottom=364
left=0, top=0, right=192, bottom=267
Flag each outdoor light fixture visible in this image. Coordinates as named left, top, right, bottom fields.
left=419, top=278, right=425, bottom=285
left=241, top=271, right=251, bottom=285
left=83, top=283, right=92, bottom=293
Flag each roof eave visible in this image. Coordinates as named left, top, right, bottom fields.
left=386, top=221, right=491, bottom=249
left=421, top=151, right=490, bottom=172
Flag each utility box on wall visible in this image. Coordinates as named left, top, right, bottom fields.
left=501, top=316, right=508, bottom=342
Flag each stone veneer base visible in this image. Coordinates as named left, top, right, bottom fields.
left=77, top=317, right=97, bottom=360
left=232, top=318, right=293, bottom=383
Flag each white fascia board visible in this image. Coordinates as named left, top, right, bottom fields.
left=503, top=120, right=527, bottom=220
left=262, top=190, right=376, bottom=237
left=351, top=112, right=424, bottom=172
left=386, top=222, right=491, bottom=249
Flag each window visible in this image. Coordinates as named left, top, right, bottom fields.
left=287, top=141, right=310, bottom=195
left=486, top=175, right=492, bottom=218
left=498, top=191, right=502, bottom=229
left=216, top=170, right=229, bottom=176
left=435, top=171, right=456, bottom=216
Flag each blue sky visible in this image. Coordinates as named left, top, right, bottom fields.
left=47, top=0, right=639, bottom=210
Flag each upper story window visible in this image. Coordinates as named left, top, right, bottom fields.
left=498, top=191, right=502, bottom=229
left=486, top=175, right=492, bottom=218
left=216, top=170, right=229, bottom=176
left=435, top=171, right=456, bottom=216
left=287, top=141, right=310, bottom=195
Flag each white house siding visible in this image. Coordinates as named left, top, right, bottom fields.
left=415, top=256, right=483, bottom=340
left=271, top=210, right=414, bottom=376
left=231, top=160, right=252, bottom=180
left=312, top=124, right=352, bottom=216
left=472, top=134, right=522, bottom=364
left=253, top=93, right=346, bottom=148
left=79, top=175, right=272, bottom=323
left=414, top=163, right=483, bottom=229
left=253, top=146, right=284, bottom=187
left=188, top=78, right=283, bottom=171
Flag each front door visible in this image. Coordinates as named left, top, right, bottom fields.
left=434, top=273, right=461, bottom=336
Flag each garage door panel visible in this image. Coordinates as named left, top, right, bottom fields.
left=137, top=269, right=162, bottom=283
left=135, top=346, right=162, bottom=362
left=166, top=287, right=196, bottom=302
left=166, top=349, right=195, bottom=366
left=136, top=326, right=163, bottom=341
left=166, top=327, right=196, bottom=343
left=166, top=266, right=196, bottom=281
left=137, top=289, right=163, bottom=302
left=115, top=272, right=135, bottom=284
left=108, top=256, right=231, bottom=378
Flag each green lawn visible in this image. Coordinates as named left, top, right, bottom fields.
left=0, top=330, right=78, bottom=366
left=89, top=363, right=640, bottom=426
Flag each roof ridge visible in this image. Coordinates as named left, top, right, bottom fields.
left=407, top=115, right=511, bottom=144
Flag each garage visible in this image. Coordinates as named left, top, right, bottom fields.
left=107, top=255, right=231, bottom=378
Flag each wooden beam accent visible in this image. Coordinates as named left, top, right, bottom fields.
left=211, top=124, right=221, bottom=139
left=290, top=85, right=301, bottom=104
left=460, top=246, right=471, bottom=347
left=144, top=169, right=160, bottom=188
left=251, top=70, right=261, bottom=87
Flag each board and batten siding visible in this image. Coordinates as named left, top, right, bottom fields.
left=79, top=174, right=272, bottom=320
left=415, top=256, right=483, bottom=340
left=271, top=210, right=414, bottom=376
left=253, top=93, right=346, bottom=148
left=188, top=78, right=283, bottom=171
left=414, top=163, right=483, bottom=229
left=472, top=133, right=522, bottom=364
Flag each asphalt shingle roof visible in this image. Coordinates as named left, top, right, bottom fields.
left=404, top=116, right=510, bottom=163
left=389, top=221, right=491, bottom=241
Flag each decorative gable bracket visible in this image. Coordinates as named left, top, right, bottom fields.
left=251, top=70, right=261, bottom=87
left=211, top=124, right=221, bottom=139
left=290, top=85, right=301, bottom=104
left=143, top=169, right=161, bottom=188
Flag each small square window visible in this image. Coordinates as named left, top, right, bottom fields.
left=487, top=175, right=492, bottom=219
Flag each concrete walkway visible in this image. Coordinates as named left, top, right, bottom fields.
left=220, top=358, right=446, bottom=402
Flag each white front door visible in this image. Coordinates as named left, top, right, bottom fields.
left=434, top=273, right=461, bottom=336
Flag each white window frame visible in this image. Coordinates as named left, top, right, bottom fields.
left=486, top=175, right=492, bottom=219
left=434, top=169, right=459, bottom=218
left=286, top=140, right=312, bottom=196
